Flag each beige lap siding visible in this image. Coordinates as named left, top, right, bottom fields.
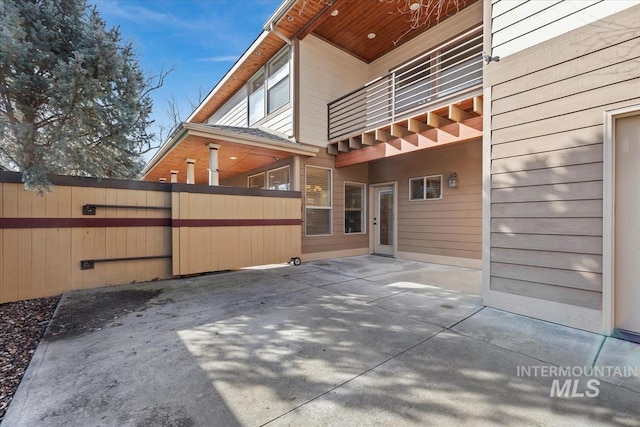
left=370, top=140, right=482, bottom=261
left=487, top=4, right=640, bottom=310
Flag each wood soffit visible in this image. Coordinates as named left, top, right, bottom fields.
left=191, top=0, right=478, bottom=123
left=143, top=134, right=309, bottom=185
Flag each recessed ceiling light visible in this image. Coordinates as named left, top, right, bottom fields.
left=367, top=33, right=376, bottom=39
left=409, top=2, right=420, bottom=11
left=229, top=156, right=238, bottom=160
left=330, top=9, right=339, bottom=16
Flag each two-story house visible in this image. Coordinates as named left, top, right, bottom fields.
left=143, top=0, right=484, bottom=268
left=143, top=0, right=640, bottom=343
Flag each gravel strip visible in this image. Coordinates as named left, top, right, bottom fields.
left=0, top=295, right=61, bottom=423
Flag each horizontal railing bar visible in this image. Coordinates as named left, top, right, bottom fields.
left=80, top=255, right=171, bottom=270
left=330, top=85, right=483, bottom=141
left=328, top=26, right=483, bottom=141
left=83, top=204, right=170, bottom=215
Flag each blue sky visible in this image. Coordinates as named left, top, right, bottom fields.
left=92, top=0, right=281, bottom=155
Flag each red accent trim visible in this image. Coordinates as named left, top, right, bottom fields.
left=171, top=219, right=301, bottom=227
left=0, top=218, right=171, bottom=229
left=0, top=218, right=301, bottom=229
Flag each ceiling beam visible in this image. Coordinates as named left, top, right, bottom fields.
left=449, top=104, right=473, bottom=122
left=427, top=112, right=453, bottom=128
left=375, top=128, right=392, bottom=142
left=391, top=123, right=410, bottom=138
left=473, top=96, right=483, bottom=115
left=362, top=132, right=375, bottom=145
left=335, top=116, right=483, bottom=168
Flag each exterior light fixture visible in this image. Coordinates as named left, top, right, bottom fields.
left=409, top=2, right=420, bottom=11
left=229, top=156, right=238, bottom=160
left=330, top=9, right=339, bottom=16
left=368, top=33, right=376, bottom=39
left=448, top=173, right=458, bottom=188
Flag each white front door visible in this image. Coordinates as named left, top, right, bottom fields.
left=615, top=114, right=640, bottom=341
left=374, top=186, right=395, bottom=256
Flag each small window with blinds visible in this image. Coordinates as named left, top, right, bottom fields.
left=248, top=172, right=265, bottom=189
left=409, top=175, right=442, bottom=201
left=305, top=166, right=332, bottom=236
left=344, top=182, right=365, bottom=234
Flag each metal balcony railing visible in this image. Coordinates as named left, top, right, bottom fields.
left=328, top=26, right=483, bottom=141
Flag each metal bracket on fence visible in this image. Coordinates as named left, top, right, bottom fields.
left=82, top=204, right=171, bottom=215
left=80, top=255, right=171, bottom=270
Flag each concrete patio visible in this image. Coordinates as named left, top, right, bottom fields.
left=4, top=256, right=640, bottom=426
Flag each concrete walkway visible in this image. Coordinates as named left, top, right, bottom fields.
left=4, top=256, right=640, bottom=426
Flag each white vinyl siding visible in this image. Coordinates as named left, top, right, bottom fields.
left=298, top=36, right=368, bottom=147
left=208, top=88, right=248, bottom=127
left=491, top=0, right=640, bottom=59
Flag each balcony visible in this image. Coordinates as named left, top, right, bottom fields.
left=328, top=27, right=483, bottom=146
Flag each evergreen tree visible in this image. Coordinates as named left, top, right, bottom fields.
left=0, top=0, right=161, bottom=191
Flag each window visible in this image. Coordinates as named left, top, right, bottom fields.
left=267, top=166, right=290, bottom=191
left=267, top=50, right=290, bottom=113
left=305, top=166, right=332, bottom=236
left=344, top=183, right=365, bottom=234
left=248, top=47, right=290, bottom=125
left=248, top=172, right=265, bottom=189
left=248, top=69, right=265, bottom=125
left=409, top=175, right=442, bottom=201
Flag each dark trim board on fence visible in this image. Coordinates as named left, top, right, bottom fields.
left=0, top=171, right=302, bottom=198
left=0, top=218, right=172, bottom=229
left=0, top=171, right=171, bottom=191
left=172, top=219, right=302, bottom=227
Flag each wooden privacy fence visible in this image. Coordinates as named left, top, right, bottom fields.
left=0, top=172, right=302, bottom=304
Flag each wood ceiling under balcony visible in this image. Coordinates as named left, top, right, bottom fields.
left=309, top=0, right=478, bottom=62
left=191, top=0, right=478, bottom=123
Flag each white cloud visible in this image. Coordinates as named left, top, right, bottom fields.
left=196, top=55, right=239, bottom=63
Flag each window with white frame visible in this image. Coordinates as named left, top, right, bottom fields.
left=248, top=47, right=290, bottom=125
left=248, top=172, right=265, bottom=189
left=344, top=182, right=365, bottom=234
left=409, top=175, right=442, bottom=201
left=267, top=166, right=290, bottom=191
left=305, top=166, right=332, bottom=236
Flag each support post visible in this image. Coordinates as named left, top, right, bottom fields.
left=208, top=143, right=220, bottom=186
